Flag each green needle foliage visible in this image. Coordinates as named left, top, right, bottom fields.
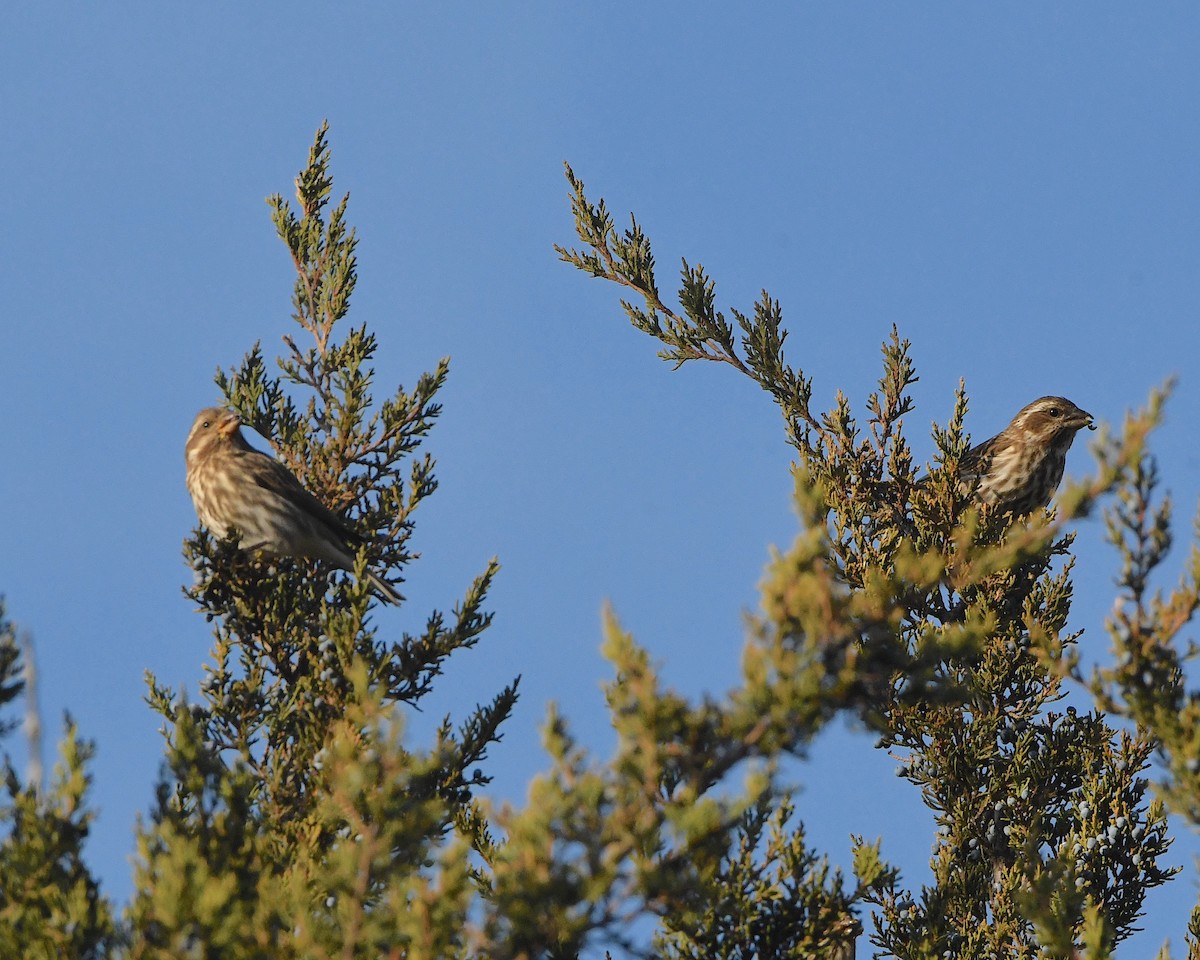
left=128, top=124, right=516, bottom=958
left=0, top=603, right=115, bottom=958
left=555, top=165, right=1198, bottom=958
left=4, top=129, right=1200, bottom=959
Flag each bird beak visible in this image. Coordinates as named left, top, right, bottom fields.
left=217, top=410, right=241, bottom=437
left=1078, top=409, right=1096, bottom=431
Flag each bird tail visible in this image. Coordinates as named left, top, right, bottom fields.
left=366, top=569, right=404, bottom=606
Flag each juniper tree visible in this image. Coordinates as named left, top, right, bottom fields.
left=550, top=165, right=1196, bottom=959
left=0, top=602, right=115, bottom=959
left=7, top=128, right=1200, bottom=960
left=127, top=124, right=516, bottom=958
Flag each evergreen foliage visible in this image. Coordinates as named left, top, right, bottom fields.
left=0, top=605, right=116, bottom=958
left=128, top=123, right=515, bottom=958
left=1, top=128, right=1199, bottom=958
left=555, top=165, right=1195, bottom=958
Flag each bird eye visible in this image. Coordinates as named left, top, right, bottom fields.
left=202, top=420, right=211, bottom=429
left=1048, top=407, right=1061, bottom=418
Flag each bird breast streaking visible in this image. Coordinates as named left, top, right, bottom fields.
left=953, top=396, right=1095, bottom=515
left=185, top=407, right=402, bottom=604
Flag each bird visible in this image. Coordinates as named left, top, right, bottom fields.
left=185, top=407, right=402, bottom=604
left=946, top=396, right=1095, bottom=514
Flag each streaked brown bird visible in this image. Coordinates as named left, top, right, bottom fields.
left=954, top=396, right=1095, bottom=514
left=185, top=407, right=402, bottom=604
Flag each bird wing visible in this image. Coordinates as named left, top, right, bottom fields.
left=914, top=435, right=995, bottom=488
left=956, top=436, right=996, bottom=482
left=242, top=448, right=366, bottom=546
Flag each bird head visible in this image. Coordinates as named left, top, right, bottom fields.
left=1011, top=396, right=1095, bottom=444
left=186, top=407, right=245, bottom=461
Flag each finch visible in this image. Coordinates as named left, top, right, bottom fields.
left=185, top=407, right=401, bottom=604
left=952, top=396, right=1095, bottom=514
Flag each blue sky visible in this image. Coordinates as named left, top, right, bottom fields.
left=3, top=4, right=1199, bottom=954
